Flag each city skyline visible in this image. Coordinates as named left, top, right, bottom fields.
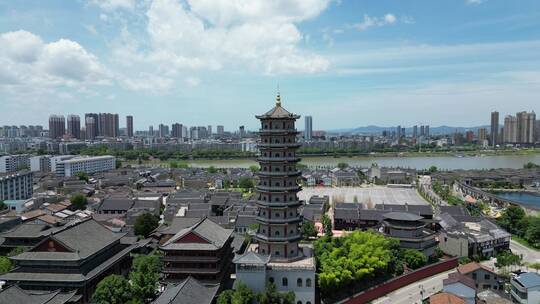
left=1, top=1, right=540, bottom=129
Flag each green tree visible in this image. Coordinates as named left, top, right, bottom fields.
left=524, top=216, right=540, bottom=247
left=314, top=230, right=400, bottom=297
left=529, top=262, right=540, bottom=273
left=401, top=249, right=427, bottom=269
left=428, top=166, right=438, bottom=173
left=76, top=171, right=89, bottom=182
left=238, top=177, right=254, bottom=190
left=499, top=205, right=526, bottom=235
left=130, top=254, right=162, bottom=301
left=116, top=159, right=122, bottom=169
left=249, top=165, right=259, bottom=173
left=92, top=275, right=133, bottom=304
left=0, top=201, right=6, bottom=210
left=337, top=162, right=349, bottom=170
left=134, top=213, right=159, bottom=238
left=208, top=166, right=218, bottom=173
left=0, top=257, right=12, bottom=274
left=523, top=162, right=540, bottom=169
left=70, top=193, right=88, bottom=210
left=217, top=282, right=256, bottom=304
left=301, top=221, right=318, bottom=239
left=321, top=214, right=332, bottom=237
left=169, top=161, right=178, bottom=168
left=7, top=246, right=25, bottom=257
left=256, top=283, right=294, bottom=304
left=496, top=251, right=522, bottom=270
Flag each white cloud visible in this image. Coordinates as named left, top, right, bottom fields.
left=466, top=0, right=486, bottom=5
left=184, top=77, right=201, bottom=87
left=0, top=30, right=110, bottom=97
left=354, top=13, right=398, bottom=31
left=89, top=0, right=136, bottom=11
left=109, top=0, right=330, bottom=78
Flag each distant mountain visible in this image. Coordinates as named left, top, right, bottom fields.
left=328, top=125, right=494, bottom=135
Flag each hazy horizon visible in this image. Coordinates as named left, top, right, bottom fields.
left=1, top=0, right=539, bottom=130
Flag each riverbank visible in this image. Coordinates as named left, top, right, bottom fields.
left=125, top=152, right=540, bottom=170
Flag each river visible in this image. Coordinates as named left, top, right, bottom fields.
left=491, top=191, right=540, bottom=210
left=185, top=154, right=540, bottom=170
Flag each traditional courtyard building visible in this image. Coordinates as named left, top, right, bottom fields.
left=234, top=94, right=316, bottom=304
left=160, top=217, right=235, bottom=285
left=0, top=219, right=137, bottom=303
left=381, top=211, right=438, bottom=257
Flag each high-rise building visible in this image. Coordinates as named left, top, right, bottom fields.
left=535, top=121, right=540, bottom=143
left=239, top=126, right=245, bottom=138
left=48, top=115, right=65, bottom=139
left=490, top=111, right=499, bottom=146
left=85, top=117, right=96, bottom=140
left=396, top=125, right=401, bottom=139
left=477, top=128, right=487, bottom=142
left=217, top=125, right=225, bottom=137
left=420, top=125, right=425, bottom=137
left=85, top=113, right=99, bottom=138
left=148, top=125, right=154, bottom=137
left=465, top=130, right=474, bottom=143
left=171, top=123, right=183, bottom=138
left=207, top=125, right=212, bottom=136
left=516, top=111, right=536, bottom=144
left=425, top=125, right=430, bottom=138
left=304, top=115, right=313, bottom=140
left=504, top=115, right=518, bottom=144
left=158, top=124, right=169, bottom=138
left=97, top=113, right=119, bottom=137
left=412, top=125, right=418, bottom=138
left=67, top=115, right=81, bottom=139
left=126, top=115, right=133, bottom=137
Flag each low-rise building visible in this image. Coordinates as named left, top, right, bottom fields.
left=0, top=154, right=31, bottom=173
left=152, top=276, right=219, bottom=304
left=160, top=218, right=234, bottom=285
left=457, top=262, right=503, bottom=291
left=0, top=219, right=137, bottom=303
left=443, top=272, right=477, bottom=304
left=0, top=171, right=33, bottom=201
left=437, top=213, right=510, bottom=258
left=511, top=272, right=540, bottom=304
left=381, top=212, right=438, bottom=257
left=54, top=156, right=116, bottom=177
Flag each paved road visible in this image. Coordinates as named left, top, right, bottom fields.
left=511, top=240, right=540, bottom=264
left=372, top=270, right=455, bottom=304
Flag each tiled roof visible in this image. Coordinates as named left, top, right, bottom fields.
left=160, top=218, right=233, bottom=251
left=430, top=292, right=465, bottom=304
left=457, top=262, right=495, bottom=275
left=0, top=285, right=79, bottom=304
left=152, top=277, right=219, bottom=304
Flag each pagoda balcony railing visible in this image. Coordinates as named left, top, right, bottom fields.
left=256, top=171, right=301, bottom=177
left=255, top=234, right=302, bottom=242
left=255, top=216, right=302, bottom=224
left=162, top=267, right=221, bottom=274
left=257, top=143, right=302, bottom=149
left=257, top=185, right=301, bottom=192
left=257, top=157, right=301, bottom=162
left=162, top=256, right=220, bottom=263
left=259, top=129, right=299, bottom=134
left=255, top=200, right=302, bottom=208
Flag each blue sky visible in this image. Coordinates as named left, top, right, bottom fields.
left=1, top=0, right=539, bottom=131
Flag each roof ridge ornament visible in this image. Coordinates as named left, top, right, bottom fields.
left=276, top=92, right=281, bottom=107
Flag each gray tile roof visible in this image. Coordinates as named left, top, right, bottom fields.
left=11, top=219, right=124, bottom=261
left=383, top=211, right=423, bottom=221
left=99, top=197, right=134, bottom=212
left=1, top=223, right=52, bottom=238
left=0, top=285, right=79, bottom=304
left=160, top=218, right=233, bottom=251
left=233, top=251, right=270, bottom=264
left=152, top=277, right=219, bottom=304
left=514, top=272, right=540, bottom=288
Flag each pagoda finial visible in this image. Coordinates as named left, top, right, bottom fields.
left=276, top=84, right=281, bottom=106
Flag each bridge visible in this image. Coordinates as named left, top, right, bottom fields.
left=454, top=181, right=523, bottom=208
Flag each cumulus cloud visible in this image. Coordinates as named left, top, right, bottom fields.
left=354, top=13, right=399, bottom=31
left=0, top=30, right=110, bottom=89
left=111, top=0, right=330, bottom=77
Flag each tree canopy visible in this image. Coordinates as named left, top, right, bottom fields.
left=301, top=221, right=318, bottom=239
left=92, top=275, right=134, bottom=304
left=256, top=283, right=295, bottom=304
left=321, top=214, right=332, bottom=237
left=498, top=205, right=540, bottom=248
left=217, top=281, right=255, bottom=304
left=0, top=257, right=12, bottom=274
left=314, top=230, right=401, bottom=298
left=134, top=213, right=159, bottom=238
left=130, top=254, right=162, bottom=301
left=70, top=193, right=88, bottom=210
left=401, top=249, right=427, bottom=269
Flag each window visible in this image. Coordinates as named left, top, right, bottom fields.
left=306, top=279, right=312, bottom=287
left=269, top=277, right=274, bottom=283
left=282, top=277, right=288, bottom=286
left=275, top=231, right=280, bottom=236
left=297, top=278, right=303, bottom=287
left=472, top=273, right=477, bottom=280
left=297, top=302, right=302, bottom=304
left=484, top=274, right=490, bottom=280
left=275, top=251, right=280, bottom=256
